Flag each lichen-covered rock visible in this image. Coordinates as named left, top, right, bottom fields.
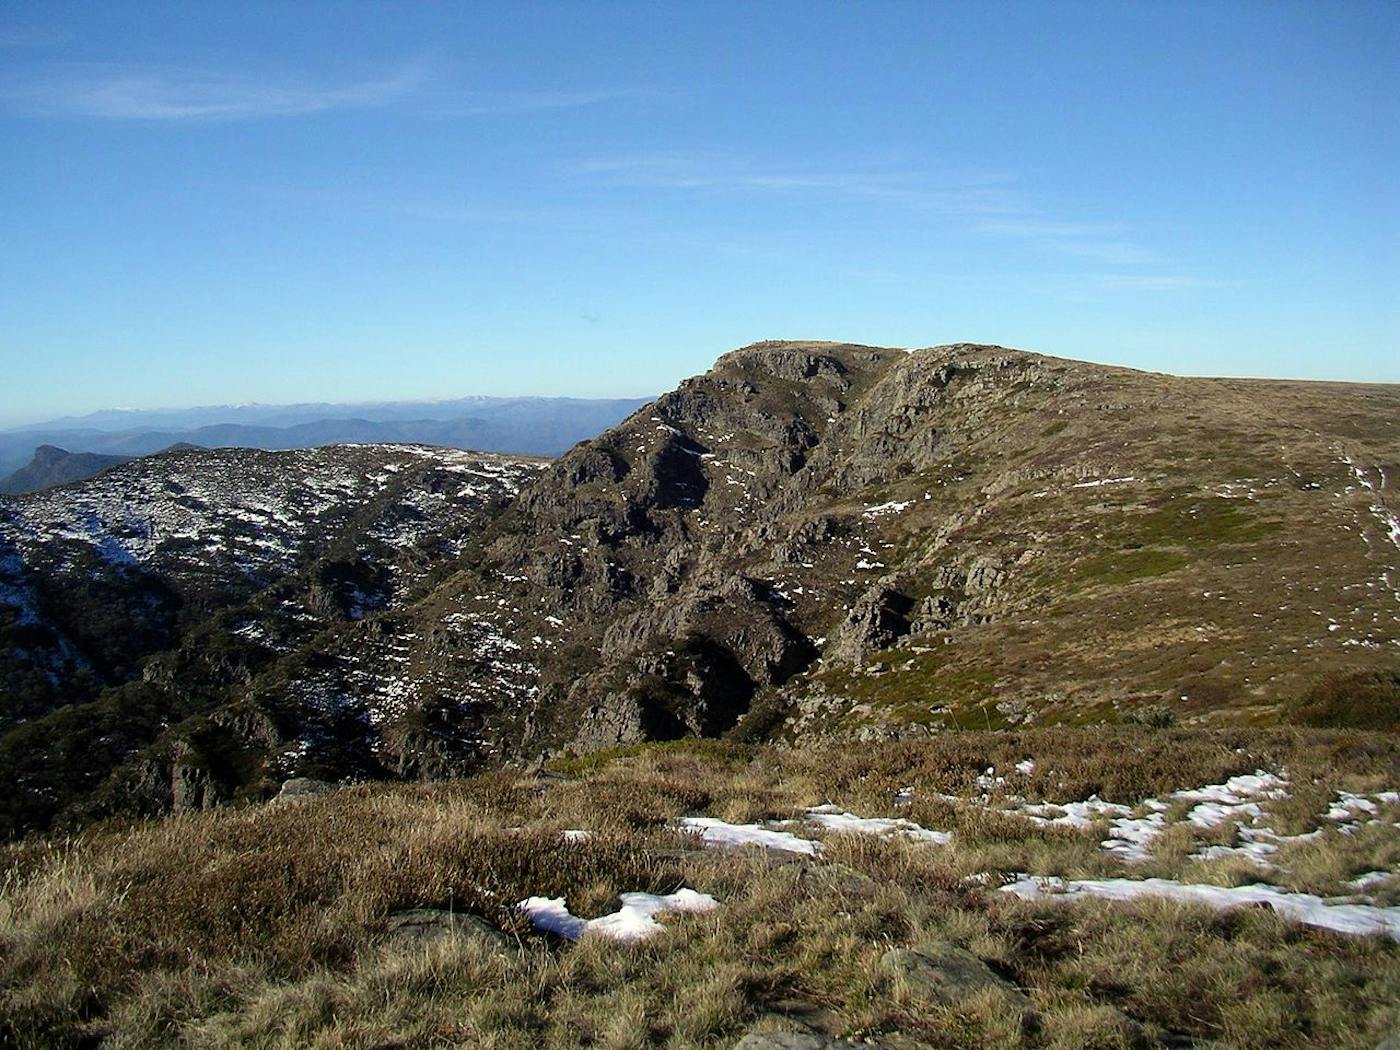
left=273, top=777, right=335, bottom=803
left=880, top=940, right=1033, bottom=1012
left=831, top=586, right=913, bottom=665
left=380, top=909, right=514, bottom=953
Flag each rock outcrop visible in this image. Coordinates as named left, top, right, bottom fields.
left=6, top=339, right=1400, bottom=834
left=880, top=939, right=1033, bottom=1013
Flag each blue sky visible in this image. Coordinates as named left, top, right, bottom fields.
left=1, top=1, right=1396, bottom=425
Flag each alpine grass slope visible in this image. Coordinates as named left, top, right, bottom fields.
left=0, top=341, right=1397, bottom=838
left=2, top=341, right=1400, bottom=1049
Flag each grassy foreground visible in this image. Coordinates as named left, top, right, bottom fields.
left=2, top=728, right=1399, bottom=1049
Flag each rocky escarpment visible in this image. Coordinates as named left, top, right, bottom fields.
left=275, top=338, right=1394, bottom=771
left=5, top=340, right=1399, bottom=834
left=0, top=444, right=134, bottom=495
left=477, top=342, right=904, bottom=748
left=477, top=342, right=1397, bottom=753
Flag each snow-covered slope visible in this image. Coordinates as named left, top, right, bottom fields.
left=0, top=444, right=543, bottom=730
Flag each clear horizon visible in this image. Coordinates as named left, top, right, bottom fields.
left=1, top=390, right=659, bottom=432
left=2, top=1, right=1396, bottom=427
left=7, top=339, right=1400, bottom=432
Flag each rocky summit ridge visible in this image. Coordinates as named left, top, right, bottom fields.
left=1, top=341, right=1397, bottom=835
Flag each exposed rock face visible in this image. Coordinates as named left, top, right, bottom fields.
left=831, top=586, right=914, bottom=665
left=380, top=909, right=514, bottom=953
left=442, top=340, right=1400, bottom=758
left=880, top=940, right=1033, bottom=1012
left=273, top=777, right=335, bottom=803
left=6, top=339, right=1400, bottom=834
left=169, top=743, right=225, bottom=813
left=474, top=344, right=907, bottom=737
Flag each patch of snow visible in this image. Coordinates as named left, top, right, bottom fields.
left=975, top=767, right=1005, bottom=791
left=1103, top=811, right=1170, bottom=863
left=679, top=816, right=822, bottom=855
left=805, top=805, right=950, bottom=844
left=1346, top=871, right=1395, bottom=891
left=1072, top=476, right=1137, bottom=489
left=518, top=888, right=717, bottom=943
left=1340, top=452, right=1400, bottom=553
left=1194, top=826, right=1324, bottom=864
left=1015, top=796, right=1132, bottom=829
left=1173, top=772, right=1289, bottom=809
left=993, top=770, right=1297, bottom=866
left=1001, top=876, right=1400, bottom=941
left=1326, top=792, right=1380, bottom=821
left=862, top=499, right=913, bottom=518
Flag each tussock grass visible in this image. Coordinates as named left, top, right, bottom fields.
left=2, top=728, right=1398, bottom=1047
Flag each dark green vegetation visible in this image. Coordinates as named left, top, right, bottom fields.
left=1, top=342, right=1397, bottom=842
left=2, top=731, right=1397, bottom=1048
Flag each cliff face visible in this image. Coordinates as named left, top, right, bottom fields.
left=5, top=341, right=1399, bottom=834
left=380, top=339, right=1400, bottom=761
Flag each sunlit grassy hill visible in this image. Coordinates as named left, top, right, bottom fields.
left=2, top=342, right=1397, bottom=847
left=3, top=729, right=1398, bottom=1048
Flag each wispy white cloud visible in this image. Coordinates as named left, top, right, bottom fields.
left=570, top=150, right=1212, bottom=287
left=443, top=89, right=630, bottom=116
left=572, top=151, right=1202, bottom=282
left=0, top=62, right=623, bottom=121
left=1, top=63, right=426, bottom=119
left=977, top=220, right=1122, bottom=238
left=571, top=152, right=1022, bottom=216
left=977, top=218, right=1157, bottom=265
left=1050, top=240, right=1158, bottom=265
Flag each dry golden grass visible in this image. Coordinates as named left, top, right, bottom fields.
left=2, top=728, right=1398, bottom=1048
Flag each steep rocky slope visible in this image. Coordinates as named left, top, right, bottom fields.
left=3, top=341, right=1397, bottom=835
left=149, top=342, right=1398, bottom=801
left=0, top=444, right=543, bottom=833
left=463, top=341, right=1400, bottom=750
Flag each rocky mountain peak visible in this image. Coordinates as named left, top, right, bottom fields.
left=2, top=341, right=1397, bottom=836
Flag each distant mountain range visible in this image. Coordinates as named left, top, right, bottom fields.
left=0, top=396, right=653, bottom=491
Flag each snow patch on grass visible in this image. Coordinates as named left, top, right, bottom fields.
left=862, top=499, right=913, bottom=518
left=804, top=805, right=950, bottom=844
left=1001, top=876, right=1400, bottom=941
left=518, top=888, right=718, bottom=943
left=1013, top=796, right=1132, bottom=829
left=679, top=817, right=822, bottom=855
left=1072, top=476, right=1137, bottom=488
